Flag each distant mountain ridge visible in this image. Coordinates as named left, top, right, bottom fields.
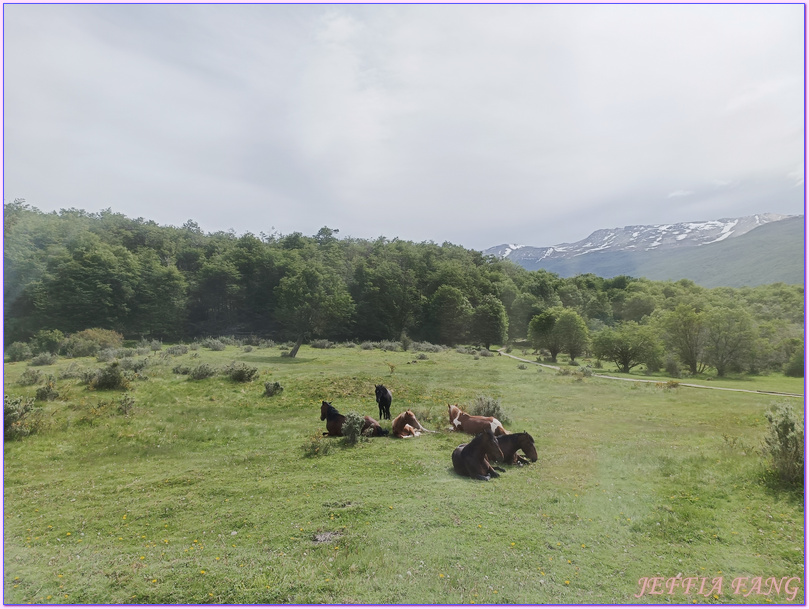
left=485, top=214, right=804, bottom=287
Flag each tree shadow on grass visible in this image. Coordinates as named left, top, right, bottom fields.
left=760, top=468, right=804, bottom=505
left=240, top=355, right=313, bottom=365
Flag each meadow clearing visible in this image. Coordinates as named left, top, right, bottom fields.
left=3, top=343, right=804, bottom=604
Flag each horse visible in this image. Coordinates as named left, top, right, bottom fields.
left=320, top=401, right=388, bottom=437
left=375, top=384, right=392, bottom=420
left=451, top=429, right=506, bottom=481
left=447, top=404, right=507, bottom=436
left=391, top=410, right=433, bottom=438
left=494, top=431, right=538, bottom=465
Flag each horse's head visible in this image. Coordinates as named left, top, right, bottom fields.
left=521, top=432, right=539, bottom=462
left=320, top=401, right=332, bottom=421
left=482, top=429, right=504, bottom=462
left=375, top=384, right=385, bottom=399
left=403, top=410, right=417, bottom=424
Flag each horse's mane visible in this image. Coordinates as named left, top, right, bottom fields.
left=325, top=404, right=343, bottom=420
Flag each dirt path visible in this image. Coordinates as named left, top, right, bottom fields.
left=498, top=350, right=804, bottom=399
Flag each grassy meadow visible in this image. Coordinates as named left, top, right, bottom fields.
left=3, top=343, right=805, bottom=604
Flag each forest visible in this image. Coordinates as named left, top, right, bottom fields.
left=3, top=201, right=804, bottom=377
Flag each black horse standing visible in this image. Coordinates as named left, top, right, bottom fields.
left=375, top=384, right=392, bottom=420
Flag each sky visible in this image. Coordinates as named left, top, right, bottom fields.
left=3, top=3, right=805, bottom=251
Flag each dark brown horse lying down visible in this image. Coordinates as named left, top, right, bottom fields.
left=448, top=404, right=507, bottom=436
left=451, top=429, right=505, bottom=481
left=391, top=410, right=433, bottom=438
left=320, top=401, right=388, bottom=437
left=494, top=432, right=538, bottom=465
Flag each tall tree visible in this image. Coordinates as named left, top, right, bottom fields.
left=703, top=307, right=755, bottom=376
left=554, top=309, right=590, bottom=362
left=470, top=295, right=508, bottom=350
left=661, top=304, right=707, bottom=374
left=274, top=259, right=355, bottom=357
left=593, top=321, right=661, bottom=373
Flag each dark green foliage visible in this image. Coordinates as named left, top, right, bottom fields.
left=784, top=342, right=804, bottom=377
left=470, top=294, right=508, bottom=349
left=34, top=377, right=59, bottom=402
left=31, top=329, right=64, bottom=355
left=763, top=403, right=804, bottom=485
left=592, top=322, right=662, bottom=374
left=87, top=362, right=132, bottom=391
left=263, top=381, right=284, bottom=397
left=4, top=394, right=41, bottom=440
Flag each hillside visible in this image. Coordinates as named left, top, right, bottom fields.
left=487, top=215, right=804, bottom=287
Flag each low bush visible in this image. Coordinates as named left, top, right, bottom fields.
left=763, top=403, right=804, bottom=485
left=301, top=434, right=334, bottom=457
left=4, top=395, right=42, bottom=440
left=341, top=411, right=367, bottom=445
left=203, top=338, right=226, bottom=351
left=35, top=377, right=60, bottom=402
left=88, top=362, right=132, bottom=391
left=469, top=395, right=510, bottom=423
left=5, top=342, right=32, bottom=362
left=30, top=352, right=58, bottom=366
left=311, top=339, right=334, bottom=349
left=18, top=368, right=43, bottom=386
left=166, top=344, right=189, bottom=356
left=224, top=362, right=258, bottom=383
left=264, top=381, right=284, bottom=397
left=188, top=363, right=217, bottom=380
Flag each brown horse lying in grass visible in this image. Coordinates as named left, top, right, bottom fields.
left=320, top=401, right=387, bottom=437
left=451, top=429, right=505, bottom=481
left=391, top=410, right=433, bottom=438
left=494, top=432, right=538, bottom=465
left=448, top=404, right=507, bottom=436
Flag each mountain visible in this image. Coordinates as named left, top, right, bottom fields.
left=485, top=214, right=805, bottom=287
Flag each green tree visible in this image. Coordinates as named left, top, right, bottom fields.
left=593, top=322, right=661, bottom=373
left=425, top=285, right=473, bottom=346
left=661, top=304, right=707, bottom=374
left=703, top=307, right=755, bottom=377
left=554, top=309, right=590, bottom=362
left=274, top=260, right=355, bottom=357
left=528, top=308, right=564, bottom=361
left=471, top=295, right=508, bottom=349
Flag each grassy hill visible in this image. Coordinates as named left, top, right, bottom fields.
left=3, top=343, right=804, bottom=604
left=530, top=215, right=804, bottom=287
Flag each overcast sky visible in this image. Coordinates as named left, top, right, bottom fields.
left=3, top=4, right=804, bottom=251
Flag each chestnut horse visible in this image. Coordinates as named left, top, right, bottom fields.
left=448, top=404, right=507, bottom=436
left=391, top=410, right=433, bottom=438
left=451, top=429, right=505, bottom=481
left=494, top=432, right=538, bottom=465
left=375, top=385, right=392, bottom=420
left=320, top=401, right=388, bottom=437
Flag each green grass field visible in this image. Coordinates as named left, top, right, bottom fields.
left=4, top=344, right=804, bottom=604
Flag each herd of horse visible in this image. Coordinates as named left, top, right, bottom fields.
left=319, top=384, right=538, bottom=481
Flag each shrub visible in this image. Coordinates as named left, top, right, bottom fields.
left=173, top=363, right=192, bottom=375
left=35, top=377, right=60, bottom=402
left=31, top=329, right=64, bottom=355
left=188, top=363, right=217, bottom=380
left=88, top=362, right=132, bottom=391
left=763, top=403, right=804, bottom=485
left=120, top=358, right=149, bottom=373
left=5, top=341, right=32, bottom=362
left=311, top=339, right=334, bottom=349
left=416, top=353, right=429, bottom=361
left=360, top=342, right=376, bottom=351
left=242, top=345, right=253, bottom=353
left=664, top=355, right=682, bottom=378
left=203, top=338, right=226, bottom=351
left=517, top=364, right=527, bottom=370
left=59, top=363, right=86, bottom=380
left=166, top=344, right=189, bottom=356
left=341, top=411, right=367, bottom=445
left=149, top=340, right=163, bottom=352
left=60, top=337, right=99, bottom=358
left=379, top=341, right=402, bottom=352
left=97, top=348, right=119, bottom=363
left=18, top=368, right=43, bottom=386
left=118, top=394, right=135, bottom=416
left=478, top=349, right=494, bottom=357
left=301, top=434, right=333, bottom=457
left=578, top=366, right=594, bottom=378
left=224, top=362, right=258, bottom=383
left=264, top=381, right=284, bottom=397
left=4, top=395, right=42, bottom=440
left=30, top=352, right=58, bottom=366
left=469, top=395, right=510, bottom=423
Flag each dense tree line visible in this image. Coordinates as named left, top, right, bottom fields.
left=3, top=201, right=804, bottom=376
